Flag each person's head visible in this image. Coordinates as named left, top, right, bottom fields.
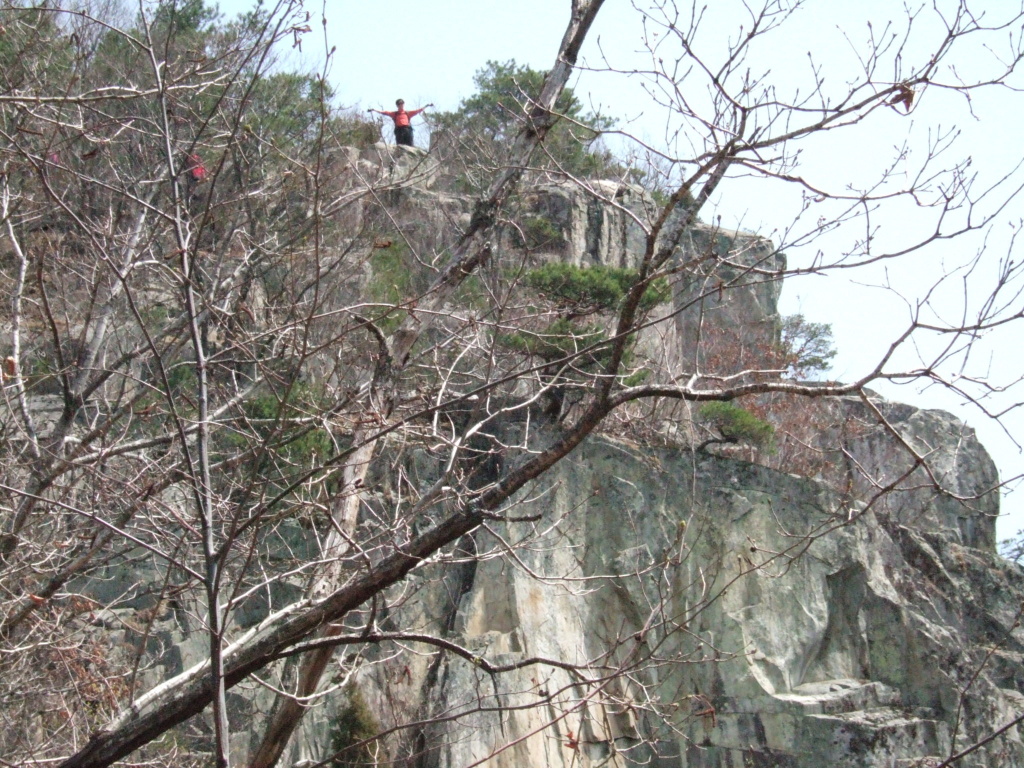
left=396, top=99, right=405, bottom=109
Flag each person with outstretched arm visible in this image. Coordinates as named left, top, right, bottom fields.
left=368, top=99, right=433, bottom=147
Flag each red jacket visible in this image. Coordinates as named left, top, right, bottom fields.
left=374, top=107, right=425, bottom=127
left=187, top=154, right=207, bottom=181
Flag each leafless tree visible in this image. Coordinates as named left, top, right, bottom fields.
left=0, top=1, right=1022, bottom=767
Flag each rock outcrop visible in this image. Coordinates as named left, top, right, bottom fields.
left=100, top=415, right=1015, bottom=767
left=389, top=428, right=1019, bottom=768
left=50, top=163, right=1023, bottom=767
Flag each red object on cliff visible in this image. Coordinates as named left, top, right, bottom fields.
left=187, top=153, right=207, bottom=182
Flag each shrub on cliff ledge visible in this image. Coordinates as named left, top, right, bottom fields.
left=698, top=401, right=776, bottom=453
left=522, top=262, right=670, bottom=317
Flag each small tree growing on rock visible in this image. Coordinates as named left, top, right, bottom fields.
left=697, top=401, right=776, bottom=454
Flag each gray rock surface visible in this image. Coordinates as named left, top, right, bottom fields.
left=103, top=411, right=1016, bottom=767
left=377, top=432, right=1021, bottom=768
left=508, top=180, right=786, bottom=380
left=32, top=168, right=1022, bottom=767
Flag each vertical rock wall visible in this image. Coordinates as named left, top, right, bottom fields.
left=515, top=181, right=786, bottom=379
left=377, top=434, right=1021, bottom=768
left=48, top=168, right=1021, bottom=767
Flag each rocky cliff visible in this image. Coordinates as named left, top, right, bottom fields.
left=89, top=406, right=1018, bottom=767
left=19, top=145, right=1021, bottom=768
left=285, top=147, right=1021, bottom=766
left=402, top=426, right=1019, bottom=768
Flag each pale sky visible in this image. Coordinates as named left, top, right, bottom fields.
left=214, top=0, right=1024, bottom=542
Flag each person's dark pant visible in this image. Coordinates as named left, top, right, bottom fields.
left=395, top=125, right=414, bottom=147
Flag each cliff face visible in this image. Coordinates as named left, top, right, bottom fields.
left=98, top=417, right=1015, bottom=767
left=318, top=151, right=1021, bottom=765
left=54, top=151, right=1022, bottom=767
left=398, top=431, right=1019, bottom=768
